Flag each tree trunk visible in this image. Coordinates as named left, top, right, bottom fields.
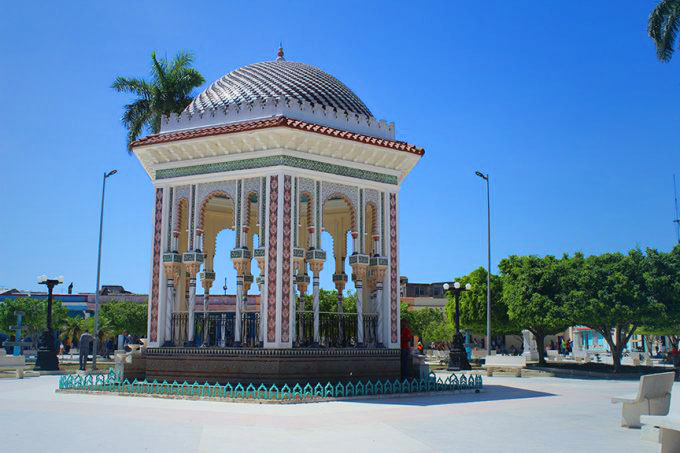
left=535, top=331, right=546, bottom=366
left=612, top=326, right=623, bottom=373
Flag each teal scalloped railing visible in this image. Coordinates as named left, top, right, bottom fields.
left=58, top=369, right=483, bottom=402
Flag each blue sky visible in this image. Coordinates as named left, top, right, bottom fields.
left=1, top=1, right=679, bottom=295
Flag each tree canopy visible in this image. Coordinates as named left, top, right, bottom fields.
left=450, top=267, right=518, bottom=336
left=99, top=300, right=148, bottom=337
left=500, top=254, right=573, bottom=365
left=0, top=298, right=68, bottom=346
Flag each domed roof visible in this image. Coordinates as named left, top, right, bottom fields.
left=184, top=55, right=373, bottom=118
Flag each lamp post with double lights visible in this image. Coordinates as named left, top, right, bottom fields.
left=35, top=275, right=64, bottom=371
left=443, top=281, right=472, bottom=371
left=92, top=169, right=117, bottom=371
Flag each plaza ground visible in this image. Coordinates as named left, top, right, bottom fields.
left=1, top=374, right=677, bottom=452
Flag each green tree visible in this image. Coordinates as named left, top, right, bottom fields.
left=448, top=267, right=518, bottom=336
left=302, top=290, right=358, bottom=313
left=500, top=255, right=573, bottom=365
left=112, top=51, right=205, bottom=150
left=636, top=246, right=680, bottom=347
left=648, top=0, right=680, bottom=62
left=100, top=300, right=148, bottom=337
left=567, top=250, right=666, bottom=372
left=0, top=298, right=68, bottom=347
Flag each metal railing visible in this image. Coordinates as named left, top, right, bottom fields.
left=297, top=312, right=378, bottom=348
left=171, top=312, right=260, bottom=347
left=170, top=311, right=376, bottom=348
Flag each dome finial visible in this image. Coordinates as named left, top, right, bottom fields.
left=276, top=43, right=285, bottom=61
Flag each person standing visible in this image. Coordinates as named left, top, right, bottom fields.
left=400, top=320, right=413, bottom=379
left=78, top=331, right=93, bottom=371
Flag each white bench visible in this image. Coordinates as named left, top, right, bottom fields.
left=629, top=352, right=654, bottom=367
left=483, top=355, right=526, bottom=377
left=0, top=350, right=29, bottom=378
left=572, top=350, right=591, bottom=364
left=546, top=350, right=562, bottom=362
left=641, top=415, right=680, bottom=452
left=611, top=371, right=675, bottom=428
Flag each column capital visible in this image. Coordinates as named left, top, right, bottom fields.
left=349, top=254, right=370, bottom=281
left=306, top=248, right=326, bottom=275
left=162, top=253, right=183, bottom=285
left=231, top=247, right=252, bottom=275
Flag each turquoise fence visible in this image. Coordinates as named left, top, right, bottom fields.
left=58, top=369, right=482, bottom=401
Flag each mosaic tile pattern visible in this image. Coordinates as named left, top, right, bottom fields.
left=389, top=193, right=398, bottom=344
left=156, top=155, right=398, bottom=185
left=281, top=175, right=292, bottom=343
left=166, top=187, right=174, bottom=252
left=150, top=188, right=163, bottom=342
left=267, top=176, right=279, bottom=343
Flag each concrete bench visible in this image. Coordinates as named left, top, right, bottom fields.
left=641, top=414, right=680, bottom=452
left=546, top=350, right=562, bottom=362
left=629, top=352, right=654, bottom=367
left=611, top=371, right=675, bottom=428
left=0, top=350, right=30, bottom=378
left=483, top=355, right=526, bottom=377
left=572, top=350, right=591, bottom=364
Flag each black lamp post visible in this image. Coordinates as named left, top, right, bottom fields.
left=443, top=281, right=472, bottom=371
left=35, top=275, right=63, bottom=371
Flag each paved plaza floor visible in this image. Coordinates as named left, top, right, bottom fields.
left=1, top=374, right=677, bottom=452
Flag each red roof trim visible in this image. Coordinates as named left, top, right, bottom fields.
left=131, top=116, right=424, bottom=156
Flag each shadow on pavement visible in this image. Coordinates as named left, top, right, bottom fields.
left=348, top=385, right=556, bottom=406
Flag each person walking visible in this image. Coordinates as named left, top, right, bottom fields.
left=78, top=330, right=93, bottom=371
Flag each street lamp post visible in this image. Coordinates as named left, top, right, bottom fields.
left=35, top=275, right=64, bottom=370
left=443, top=282, right=472, bottom=370
left=475, top=171, right=491, bottom=355
left=92, top=169, right=117, bottom=371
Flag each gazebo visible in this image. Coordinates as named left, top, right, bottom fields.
left=130, top=48, right=424, bottom=384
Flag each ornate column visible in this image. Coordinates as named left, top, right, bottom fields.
left=231, top=248, right=251, bottom=347
left=242, top=275, right=253, bottom=344
left=292, top=248, right=305, bottom=344
left=254, top=248, right=266, bottom=345
left=306, top=249, right=326, bottom=346
left=295, top=273, right=309, bottom=346
left=183, top=252, right=203, bottom=345
left=162, top=252, right=182, bottom=346
left=350, top=253, right=369, bottom=347
left=370, top=256, right=388, bottom=347
left=200, top=271, right=214, bottom=346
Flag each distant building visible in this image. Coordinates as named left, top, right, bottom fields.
left=400, top=277, right=454, bottom=311
left=0, top=285, right=260, bottom=317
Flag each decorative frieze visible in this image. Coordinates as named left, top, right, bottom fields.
left=150, top=188, right=163, bottom=343
left=156, top=155, right=399, bottom=185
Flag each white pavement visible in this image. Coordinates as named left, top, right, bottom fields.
left=1, top=374, right=678, bottom=452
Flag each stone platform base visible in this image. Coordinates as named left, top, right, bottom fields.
left=125, top=347, right=401, bottom=385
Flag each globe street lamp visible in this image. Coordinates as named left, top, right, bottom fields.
left=35, top=275, right=64, bottom=371
left=475, top=170, right=492, bottom=355
left=92, top=169, right=117, bottom=371
left=443, top=281, right=472, bottom=371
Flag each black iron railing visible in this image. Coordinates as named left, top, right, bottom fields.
left=170, top=311, right=375, bottom=348
left=171, top=312, right=260, bottom=347
left=297, top=312, right=378, bottom=347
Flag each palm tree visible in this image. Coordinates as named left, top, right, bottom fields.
left=59, top=316, right=83, bottom=346
left=648, top=0, right=680, bottom=62
left=112, top=51, right=205, bottom=150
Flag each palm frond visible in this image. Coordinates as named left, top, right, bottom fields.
left=111, top=77, right=152, bottom=97
left=648, top=0, right=680, bottom=62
